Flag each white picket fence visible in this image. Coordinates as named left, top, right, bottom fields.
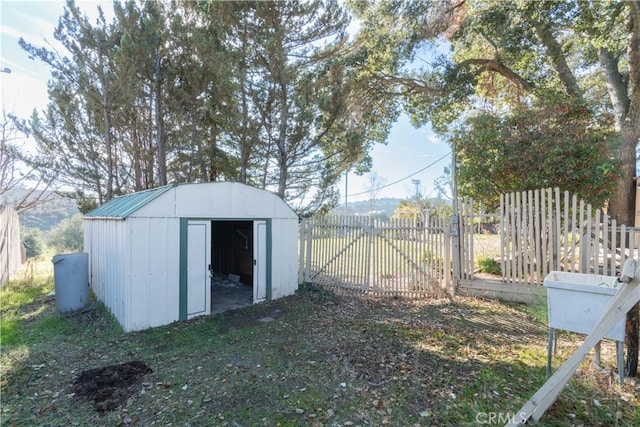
left=300, top=215, right=452, bottom=296
left=458, top=188, right=640, bottom=288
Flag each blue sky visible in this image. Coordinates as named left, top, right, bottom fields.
left=0, top=0, right=452, bottom=203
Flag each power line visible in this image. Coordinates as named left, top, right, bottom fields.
left=347, top=151, right=452, bottom=197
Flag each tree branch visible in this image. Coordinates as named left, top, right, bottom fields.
left=457, top=58, right=534, bottom=92
left=533, top=23, right=583, bottom=100
left=628, top=1, right=640, bottom=100
left=375, top=73, right=445, bottom=96
left=599, top=48, right=629, bottom=123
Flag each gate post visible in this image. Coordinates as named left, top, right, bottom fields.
left=299, top=219, right=306, bottom=284
left=304, top=219, right=313, bottom=282
left=451, top=214, right=461, bottom=292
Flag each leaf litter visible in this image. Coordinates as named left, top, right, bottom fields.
left=2, top=286, right=639, bottom=426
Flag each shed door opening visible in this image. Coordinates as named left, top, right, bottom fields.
left=211, top=220, right=267, bottom=312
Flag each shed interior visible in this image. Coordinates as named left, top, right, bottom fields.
left=210, top=220, right=254, bottom=313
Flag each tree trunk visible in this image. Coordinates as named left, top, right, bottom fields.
left=98, top=48, right=114, bottom=202
left=209, top=122, right=218, bottom=182
left=277, top=81, right=288, bottom=198
left=625, top=2, right=640, bottom=376
left=155, top=53, right=167, bottom=186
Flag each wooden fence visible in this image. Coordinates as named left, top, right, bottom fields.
left=301, top=188, right=637, bottom=301
left=1, top=205, right=22, bottom=286
left=300, top=215, right=452, bottom=296
left=457, top=188, right=640, bottom=301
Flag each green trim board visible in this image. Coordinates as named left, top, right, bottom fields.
left=179, top=218, right=188, bottom=321
left=266, top=218, right=272, bottom=300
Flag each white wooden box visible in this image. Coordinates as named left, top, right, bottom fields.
left=544, top=271, right=625, bottom=341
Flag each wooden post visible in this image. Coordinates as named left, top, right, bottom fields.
left=299, top=219, right=306, bottom=284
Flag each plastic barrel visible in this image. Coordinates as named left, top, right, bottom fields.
left=52, top=253, right=89, bottom=313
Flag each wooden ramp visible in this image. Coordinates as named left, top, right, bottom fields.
left=506, top=266, right=640, bottom=426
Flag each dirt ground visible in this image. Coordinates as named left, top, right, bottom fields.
left=73, top=361, right=153, bottom=412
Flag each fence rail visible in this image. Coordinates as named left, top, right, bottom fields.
left=300, top=216, right=452, bottom=296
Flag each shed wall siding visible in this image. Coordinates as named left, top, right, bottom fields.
left=271, top=218, right=299, bottom=298
left=85, top=219, right=128, bottom=328
left=127, top=217, right=180, bottom=331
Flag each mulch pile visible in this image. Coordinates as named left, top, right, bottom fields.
left=73, top=360, right=152, bottom=412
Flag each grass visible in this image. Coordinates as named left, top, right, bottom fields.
left=2, top=265, right=640, bottom=426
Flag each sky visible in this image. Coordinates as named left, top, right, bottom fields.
left=0, top=0, right=453, bottom=204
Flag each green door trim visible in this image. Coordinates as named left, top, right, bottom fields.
left=179, top=218, right=188, bottom=321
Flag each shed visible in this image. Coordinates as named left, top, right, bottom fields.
left=84, top=182, right=299, bottom=332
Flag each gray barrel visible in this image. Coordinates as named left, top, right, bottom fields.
left=52, top=253, right=89, bottom=313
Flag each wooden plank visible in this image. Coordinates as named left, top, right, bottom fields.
left=506, top=275, right=640, bottom=426
left=528, top=190, right=535, bottom=283
left=444, top=225, right=452, bottom=292
left=500, top=193, right=507, bottom=282
left=602, top=211, right=609, bottom=275
left=547, top=188, right=554, bottom=275
left=516, top=191, right=523, bottom=284
left=578, top=200, right=585, bottom=272
left=610, top=219, right=617, bottom=276
left=541, top=189, right=548, bottom=280
left=534, top=190, right=542, bottom=283
left=586, top=206, right=593, bottom=274
left=457, top=279, right=544, bottom=304
left=305, top=221, right=314, bottom=282
left=555, top=187, right=561, bottom=271
left=570, top=195, right=577, bottom=272
left=299, top=219, right=306, bottom=284
left=620, top=225, right=628, bottom=269
left=469, top=199, right=475, bottom=280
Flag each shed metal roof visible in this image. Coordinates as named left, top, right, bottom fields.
left=84, top=184, right=175, bottom=219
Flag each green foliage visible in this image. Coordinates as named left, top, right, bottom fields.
left=21, top=228, right=44, bottom=259
left=477, top=257, right=501, bottom=275
left=392, top=197, right=452, bottom=224
left=348, top=0, right=639, bottom=224
left=47, top=213, right=83, bottom=253
left=16, top=0, right=396, bottom=216
left=451, top=100, right=619, bottom=210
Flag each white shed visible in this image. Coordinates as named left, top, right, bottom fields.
left=84, top=182, right=299, bottom=332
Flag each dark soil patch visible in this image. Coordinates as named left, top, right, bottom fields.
left=73, top=360, right=152, bottom=412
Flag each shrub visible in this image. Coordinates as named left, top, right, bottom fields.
left=22, top=228, right=44, bottom=259
left=48, top=214, right=83, bottom=253
left=478, top=257, right=501, bottom=275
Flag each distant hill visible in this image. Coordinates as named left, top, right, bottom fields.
left=1, top=186, right=79, bottom=230
left=331, top=198, right=402, bottom=219
left=331, top=197, right=453, bottom=220
left=19, top=196, right=79, bottom=230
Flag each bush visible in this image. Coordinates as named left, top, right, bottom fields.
left=478, top=257, right=501, bottom=275
left=22, top=228, right=44, bottom=259
left=48, top=214, right=83, bottom=253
